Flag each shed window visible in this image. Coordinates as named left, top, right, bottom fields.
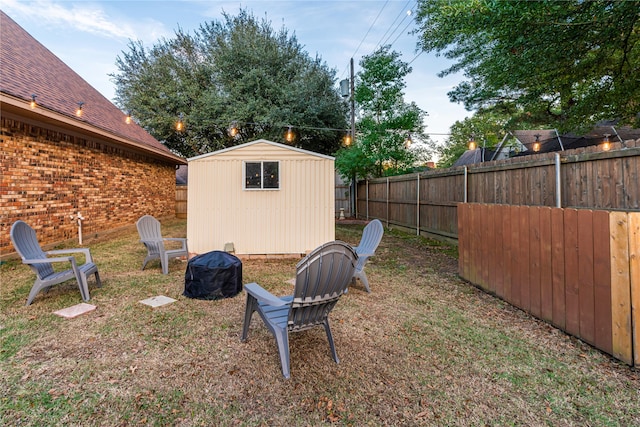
left=245, top=161, right=279, bottom=190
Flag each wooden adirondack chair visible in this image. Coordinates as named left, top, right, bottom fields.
left=241, top=241, right=358, bottom=378
left=10, top=220, right=101, bottom=305
left=136, top=215, right=188, bottom=275
left=352, top=219, right=384, bottom=292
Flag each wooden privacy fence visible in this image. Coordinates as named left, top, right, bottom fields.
left=176, top=186, right=187, bottom=218
left=458, top=203, right=640, bottom=366
left=356, top=141, right=640, bottom=239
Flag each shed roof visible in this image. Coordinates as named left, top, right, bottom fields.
left=188, top=139, right=335, bottom=162
left=0, top=11, right=185, bottom=165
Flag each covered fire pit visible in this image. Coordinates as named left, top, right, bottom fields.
left=183, top=251, right=242, bottom=300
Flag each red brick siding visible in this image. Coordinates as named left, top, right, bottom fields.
left=1, top=117, right=176, bottom=255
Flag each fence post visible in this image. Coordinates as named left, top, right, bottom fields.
left=355, top=176, right=358, bottom=219
left=416, top=174, right=420, bottom=235
left=386, top=177, right=390, bottom=227
left=366, top=180, right=369, bottom=220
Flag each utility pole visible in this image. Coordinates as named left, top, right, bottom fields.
left=350, top=58, right=357, bottom=219
left=350, top=58, right=355, bottom=144
left=339, top=59, right=357, bottom=218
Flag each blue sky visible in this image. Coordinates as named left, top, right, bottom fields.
left=2, top=0, right=470, bottom=146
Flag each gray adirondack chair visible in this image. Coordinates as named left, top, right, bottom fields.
left=352, top=219, right=384, bottom=293
left=241, top=241, right=358, bottom=379
left=10, top=220, right=101, bottom=306
left=136, top=215, right=188, bottom=275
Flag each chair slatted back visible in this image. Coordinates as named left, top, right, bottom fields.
left=355, top=219, right=384, bottom=269
left=289, top=241, right=357, bottom=332
left=10, top=221, right=54, bottom=278
left=136, top=215, right=163, bottom=255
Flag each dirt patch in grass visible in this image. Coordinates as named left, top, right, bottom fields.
left=1, top=219, right=639, bottom=426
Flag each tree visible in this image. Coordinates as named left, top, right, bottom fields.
left=335, top=46, right=429, bottom=181
left=111, top=9, right=348, bottom=158
left=414, top=0, right=640, bottom=132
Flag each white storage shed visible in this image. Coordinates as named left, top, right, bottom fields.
left=187, top=139, right=335, bottom=256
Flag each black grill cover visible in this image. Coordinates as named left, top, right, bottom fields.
left=183, top=251, right=242, bottom=300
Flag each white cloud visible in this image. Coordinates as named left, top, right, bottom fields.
left=2, top=0, right=168, bottom=42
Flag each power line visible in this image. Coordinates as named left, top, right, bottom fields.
left=407, top=51, right=423, bottom=66
left=376, top=0, right=413, bottom=49
left=340, top=0, right=389, bottom=79
left=352, top=0, right=388, bottom=59
left=374, top=0, right=411, bottom=49
left=340, top=1, right=419, bottom=80
left=387, top=8, right=416, bottom=49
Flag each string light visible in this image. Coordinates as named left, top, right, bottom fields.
left=602, top=134, right=611, bottom=151
left=284, top=126, right=295, bottom=143
left=404, top=133, right=412, bottom=149
left=533, top=134, right=541, bottom=152
left=163, top=115, right=453, bottom=143
left=30, top=94, right=37, bottom=109
left=343, top=132, right=352, bottom=147
left=468, top=135, right=476, bottom=150
left=125, top=111, right=132, bottom=124
left=176, top=113, right=184, bottom=131
left=76, top=102, right=84, bottom=117
left=228, top=121, right=239, bottom=137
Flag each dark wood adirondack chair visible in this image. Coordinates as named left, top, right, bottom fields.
left=10, top=220, right=101, bottom=305
left=241, top=241, right=358, bottom=378
left=352, top=219, right=384, bottom=292
left=136, top=215, right=188, bottom=275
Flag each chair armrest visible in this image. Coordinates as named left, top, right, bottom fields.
left=164, top=237, right=187, bottom=249
left=355, top=251, right=374, bottom=258
left=24, top=256, right=75, bottom=265
left=140, top=238, right=163, bottom=244
left=47, top=248, right=93, bottom=263
left=244, top=283, right=289, bottom=306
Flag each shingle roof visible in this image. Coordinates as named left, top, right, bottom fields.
left=457, top=125, right=640, bottom=164
left=0, top=11, right=185, bottom=164
left=513, top=126, right=640, bottom=155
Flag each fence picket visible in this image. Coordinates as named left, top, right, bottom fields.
left=355, top=145, right=639, bottom=240
left=577, top=209, right=596, bottom=345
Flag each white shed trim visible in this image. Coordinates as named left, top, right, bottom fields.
left=188, top=139, right=335, bottom=162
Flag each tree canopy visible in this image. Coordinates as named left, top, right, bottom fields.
left=414, top=0, right=640, bottom=132
left=111, top=9, right=348, bottom=158
left=335, top=47, right=429, bottom=181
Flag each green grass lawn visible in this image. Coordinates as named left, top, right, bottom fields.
left=1, top=218, right=639, bottom=426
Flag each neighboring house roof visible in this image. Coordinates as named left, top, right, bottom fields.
left=0, top=11, right=185, bottom=165
left=176, top=165, right=188, bottom=185
left=511, top=129, right=561, bottom=153
left=456, top=125, right=640, bottom=165
left=188, top=139, right=335, bottom=162
left=512, top=126, right=640, bottom=155
left=452, top=147, right=498, bottom=167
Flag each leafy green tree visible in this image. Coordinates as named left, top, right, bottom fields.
left=336, top=46, right=429, bottom=181
left=414, top=0, right=640, bottom=132
left=111, top=9, right=348, bottom=157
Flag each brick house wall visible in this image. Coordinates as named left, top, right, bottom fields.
left=0, top=116, right=176, bottom=256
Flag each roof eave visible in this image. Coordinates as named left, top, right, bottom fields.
left=1, top=93, right=186, bottom=165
